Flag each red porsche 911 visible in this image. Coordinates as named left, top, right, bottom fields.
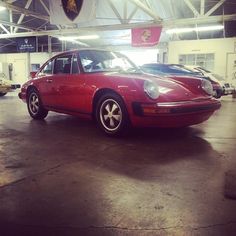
left=19, top=49, right=221, bottom=136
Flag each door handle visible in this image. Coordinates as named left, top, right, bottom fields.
left=46, top=78, right=53, bottom=83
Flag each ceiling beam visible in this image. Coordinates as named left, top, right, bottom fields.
left=14, top=0, right=33, bottom=33
left=200, top=0, right=205, bottom=15
left=39, top=0, right=50, bottom=15
left=0, top=24, right=10, bottom=34
left=127, top=6, right=139, bottom=23
left=128, top=0, right=162, bottom=22
left=0, top=13, right=235, bottom=39
left=0, top=20, right=33, bottom=31
left=0, top=0, right=49, bottom=21
left=205, top=0, right=226, bottom=17
left=164, top=14, right=236, bottom=27
left=39, top=0, right=62, bottom=30
left=9, top=9, right=13, bottom=33
left=107, top=0, right=125, bottom=24
left=184, top=0, right=200, bottom=17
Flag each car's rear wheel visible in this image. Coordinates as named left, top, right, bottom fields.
left=27, top=88, right=48, bottom=119
left=0, top=92, right=7, bottom=96
left=96, top=93, right=130, bottom=136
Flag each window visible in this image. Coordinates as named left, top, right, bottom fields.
left=38, top=60, right=53, bottom=76
left=78, top=50, right=137, bottom=73
left=53, top=55, right=72, bottom=74
left=179, top=53, right=214, bottom=71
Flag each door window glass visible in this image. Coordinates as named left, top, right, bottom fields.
left=54, top=55, right=72, bottom=74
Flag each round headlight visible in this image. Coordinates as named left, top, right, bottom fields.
left=144, top=80, right=160, bottom=99
left=201, top=79, right=213, bottom=95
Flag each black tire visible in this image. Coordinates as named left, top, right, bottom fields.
left=0, top=92, right=7, bottom=97
left=95, top=93, right=130, bottom=136
left=215, top=90, right=222, bottom=99
left=27, top=88, right=48, bottom=119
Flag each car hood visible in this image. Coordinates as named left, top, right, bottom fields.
left=100, top=71, right=207, bottom=102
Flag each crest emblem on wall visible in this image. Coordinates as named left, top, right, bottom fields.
left=61, top=0, right=83, bottom=21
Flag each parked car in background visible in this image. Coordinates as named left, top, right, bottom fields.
left=141, top=63, right=223, bottom=98
left=0, top=72, right=21, bottom=96
left=184, top=65, right=235, bottom=96
left=19, top=49, right=221, bottom=136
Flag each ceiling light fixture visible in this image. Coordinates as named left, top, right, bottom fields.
left=166, top=25, right=224, bottom=34
left=0, top=6, right=6, bottom=11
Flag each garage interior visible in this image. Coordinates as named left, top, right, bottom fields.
left=0, top=0, right=236, bottom=235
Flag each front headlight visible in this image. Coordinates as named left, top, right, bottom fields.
left=144, top=80, right=160, bottom=99
left=201, top=79, right=213, bottom=95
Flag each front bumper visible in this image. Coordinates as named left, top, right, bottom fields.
left=130, top=98, right=221, bottom=127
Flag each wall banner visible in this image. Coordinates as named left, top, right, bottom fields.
left=131, top=27, right=162, bottom=47
left=50, top=0, right=96, bottom=25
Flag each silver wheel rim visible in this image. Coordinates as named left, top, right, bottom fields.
left=99, top=98, right=122, bottom=131
left=29, top=92, right=39, bottom=115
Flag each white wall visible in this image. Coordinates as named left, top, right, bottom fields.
left=0, top=52, right=51, bottom=84
left=168, top=37, right=236, bottom=82
left=30, top=53, right=50, bottom=67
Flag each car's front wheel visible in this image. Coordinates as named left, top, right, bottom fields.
left=27, top=88, right=48, bottom=119
left=96, top=93, right=130, bottom=136
left=0, top=92, right=7, bottom=96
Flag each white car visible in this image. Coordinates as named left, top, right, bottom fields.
left=185, top=66, right=235, bottom=96
left=0, top=73, right=20, bottom=96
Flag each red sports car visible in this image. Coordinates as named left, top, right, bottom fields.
left=19, top=49, right=221, bottom=136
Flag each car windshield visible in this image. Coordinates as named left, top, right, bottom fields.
left=197, top=67, right=211, bottom=73
left=170, top=65, right=199, bottom=73
left=78, top=50, right=140, bottom=73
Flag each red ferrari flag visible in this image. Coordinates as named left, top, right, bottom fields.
left=131, top=27, right=162, bottom=47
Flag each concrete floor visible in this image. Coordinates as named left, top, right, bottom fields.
left=0, top=92, right=236, bottom=236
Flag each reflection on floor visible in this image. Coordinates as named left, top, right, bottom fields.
left=0, top=93, right=236, bottom=235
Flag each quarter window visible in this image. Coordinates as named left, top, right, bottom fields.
left=39, top=60, right=53, bottom=76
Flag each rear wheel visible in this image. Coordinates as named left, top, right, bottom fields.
left=0, top=92, right=7, bottom=97
left=95, top=93, right=130, bottom=136
left=27, top=88, right=48, bottom=119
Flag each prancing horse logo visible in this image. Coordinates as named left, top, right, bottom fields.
left=61, top=0, right=83, bottom=21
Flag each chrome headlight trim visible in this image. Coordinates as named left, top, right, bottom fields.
left=201, top=79, right=213, bottom=95
left=144, top=80, right=160, bottom=100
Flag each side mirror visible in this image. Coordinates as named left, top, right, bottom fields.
left=30, top=71, right=37, bottom=79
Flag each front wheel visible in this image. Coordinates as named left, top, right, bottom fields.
left=27, top=89, right=48, bottom=119
left=95, top=93, right=130, bottom=136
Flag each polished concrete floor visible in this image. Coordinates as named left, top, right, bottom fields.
left=0, top=92, right=236, bottom=236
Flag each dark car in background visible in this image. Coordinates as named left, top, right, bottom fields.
left=141, top=63, right=223, bottom=98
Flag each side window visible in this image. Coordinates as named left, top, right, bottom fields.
left=39, top=60, right=53, bottom=76
left=53, top=55, right=72, bottom=74
left=72, top=55, right=79, bottom=74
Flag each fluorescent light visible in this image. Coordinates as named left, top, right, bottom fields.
left=77, top=35, right=99, bottom=40
left=0, top=6, right=6, bottom=11
left=58, top=35, right=99, bottom=41
left=166, top=25, right=224, bottom=34
left=195, top=25, right=224, bottom=32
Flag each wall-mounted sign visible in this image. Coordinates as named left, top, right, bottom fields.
left=16, top=37, right=36, bottom=52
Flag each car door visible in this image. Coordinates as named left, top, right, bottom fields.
left=37, top=59, right=56, bottom=107
left=51, top=53, right=86, bottom=113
